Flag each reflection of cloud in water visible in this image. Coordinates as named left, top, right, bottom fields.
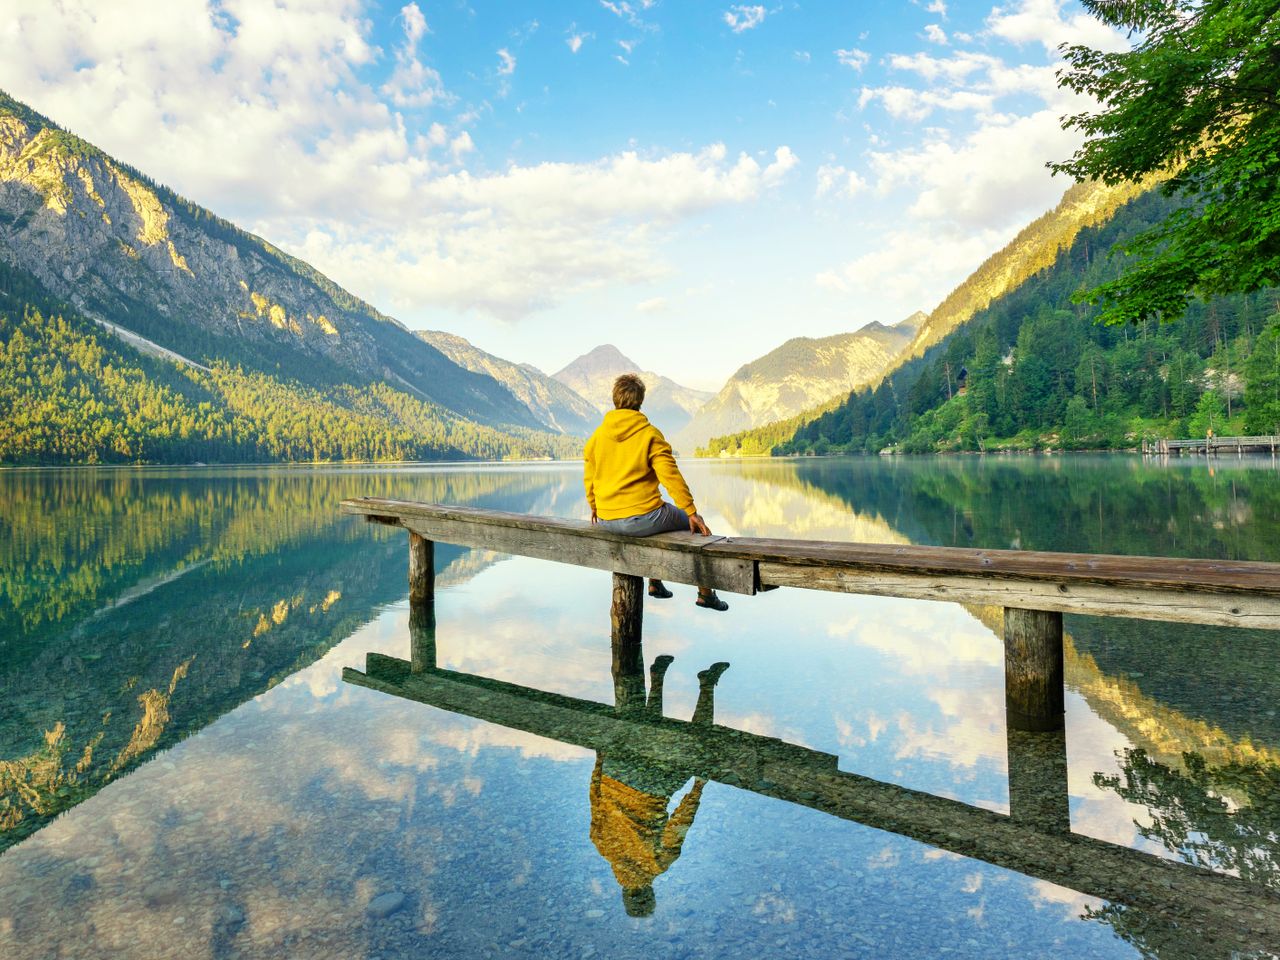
left=1030, top=878, right=1108, bottom=920
left=828, top=603, right=1003, bottom=674
left=893, top=687, right=1006, bottom=773
left=426, top=724, right=591, bottom=763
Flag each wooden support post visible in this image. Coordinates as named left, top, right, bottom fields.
left=408, top=532, right=434, bottom=607
left=611, top=572, right=645, bottom=712
left=1003, top=607, right=1064, bottom=732
left=1006, top=727, right=1070, bottom=833
left=409, top=602, right=437, bottom=674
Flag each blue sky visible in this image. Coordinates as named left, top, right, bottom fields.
left=0, top=1, right=1128, bottom=389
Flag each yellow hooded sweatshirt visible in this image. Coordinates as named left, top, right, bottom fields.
left=584, top=409, right=697, bottom=521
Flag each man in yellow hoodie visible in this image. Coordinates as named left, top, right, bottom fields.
left=584, top=373, right=728, bottom=611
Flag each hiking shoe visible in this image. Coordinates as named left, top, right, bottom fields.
left=695, top=592, right=728, bottom=612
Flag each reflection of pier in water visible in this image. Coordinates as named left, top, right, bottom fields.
left=344, top=611, right=1280, bottom=958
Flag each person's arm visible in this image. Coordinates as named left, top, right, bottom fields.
left=583, top=435, right=598, bottom=523
left=650, top=433, right=710, bottom=535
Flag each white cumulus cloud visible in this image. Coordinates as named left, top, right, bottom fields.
left=987, top=0, right=1131, bottom=54
left=723, top=4, right=766, bottom=33
left=835, top=47, right=870, bottom=71
left=815, top=164, right=867, bottom=199
left=399, top=3, right=428, bottom=45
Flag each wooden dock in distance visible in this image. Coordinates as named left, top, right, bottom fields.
left=340, top=497, right=1280, bottom=731
left=1143, top=435, right=1280, bottom=456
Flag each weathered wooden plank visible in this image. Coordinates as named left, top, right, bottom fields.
left=713, top=537, right=1280, bottom=597
left=344, top=654, right=1280, bottom=953
left=344, top=498, right=717, bottom=553
left=341, top=499, right=755, bottom=594
left=754, top=562, right=1280, bottom=628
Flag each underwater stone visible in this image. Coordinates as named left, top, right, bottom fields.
left=367, top=892, right=406, bottom=918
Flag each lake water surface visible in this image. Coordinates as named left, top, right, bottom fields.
left=2, top=455, right=1279, bottom=959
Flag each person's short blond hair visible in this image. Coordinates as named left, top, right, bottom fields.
left=612, top=373, right=646, bottom=410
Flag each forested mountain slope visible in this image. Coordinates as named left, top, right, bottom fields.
left=0, top=89, right=584, bottom=463
left=674, top=314, right=922, bottom=451
left=903, top=176, right=1160, bottom=359
left=704, top=187, right=1280, bottom=456
left=418, top=330, right=598, bottom=436
left=0, top=257, right=578, bottom=463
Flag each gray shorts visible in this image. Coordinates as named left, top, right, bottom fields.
left=597, top=502, right=689, bottom=537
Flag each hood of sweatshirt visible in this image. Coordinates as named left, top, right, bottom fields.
left=599, top=408, right=652, bottom=441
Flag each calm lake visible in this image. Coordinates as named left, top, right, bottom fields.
left=2, top=454, right=1279, bottom=959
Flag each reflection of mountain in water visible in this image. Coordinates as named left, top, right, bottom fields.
left=0, top=466, right=576, bottom=851
left=708, top=457, right=1280, bottom=919
left=708, top=456, right=1280, bottom=747
left=697, top=459, right=910, bottom=544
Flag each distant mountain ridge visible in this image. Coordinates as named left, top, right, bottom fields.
left=553, top=344, right=712, bottom=437
left=674, top=313, right=923, bottom=451
left=417, top=330, right=598, bottom=436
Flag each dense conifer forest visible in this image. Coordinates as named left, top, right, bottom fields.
left=0, top=259, right=579, bottom=465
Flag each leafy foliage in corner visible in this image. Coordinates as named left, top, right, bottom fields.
left=1053, top=0, right=1280, bottom=324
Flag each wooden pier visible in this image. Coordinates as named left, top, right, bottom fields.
left=1142, top=434, right=1280, bottom=456
left=340, top=497, right=1280, bottom=952
left=340, top=497, right=1280, bottom=732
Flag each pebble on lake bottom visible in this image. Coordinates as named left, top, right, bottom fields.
left=367, top=891, right=407, bottom=919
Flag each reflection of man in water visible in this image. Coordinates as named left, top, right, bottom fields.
left=590, top=655, right=729, bottom=917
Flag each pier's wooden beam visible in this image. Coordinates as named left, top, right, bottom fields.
left=720, top=539, right=1280, bottom=629
left=344, top=499, right=1280, bottom=629
left=343, top=498, right=755, bottom=595
left=751, top=561, right=1280, bottom=627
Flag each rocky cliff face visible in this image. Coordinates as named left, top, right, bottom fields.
left=0, top=91, right=537, bottom=431
left=674, top=314, right=922, bottom=451
left=417, top=330, right=599, bottom=436
left=552, top=344, right=712, bottom=437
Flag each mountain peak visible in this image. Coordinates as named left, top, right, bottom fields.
left=554, top=344, right=640, bottom=380
left=551, top=344, right=711, bottom=436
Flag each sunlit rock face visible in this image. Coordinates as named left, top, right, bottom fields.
left=419, top=331, right=599, bottom=437
left=552, top=344, right=713, bottom=436
left=674, top=315, right=923, bottom=452
left=0, top=92, right=538, bottom=431
left=902, top=176, right=1161, bottom=362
